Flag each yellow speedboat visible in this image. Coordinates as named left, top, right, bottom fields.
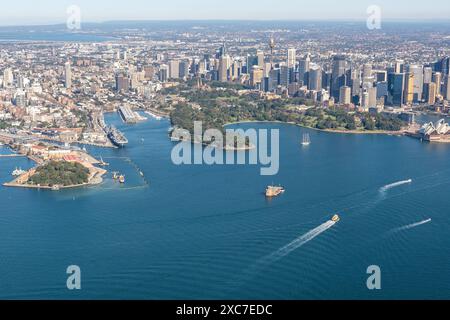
left=332, top=214, right=340, bottom=222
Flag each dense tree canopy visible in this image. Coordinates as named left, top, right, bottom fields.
left=29, top=161, right=89, bottom=187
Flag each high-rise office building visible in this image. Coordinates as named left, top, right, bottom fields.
left=395, top=60, right=405, bottom=74
left=179, top=60, right=190, bottom=79
left=250, top=66, right=264, bottom=88
left=368, top=87, right=377, bottom=108
left=432, top=72, right=442, bottom=96
left=257, top=50, right=265, bottom=69
left=308, top=65, right=322, bottom=91
left=444, top=75, right=450, bottom=100
left=115, top=73, right=129, bottom=92
left=3, top=68, right=13, bottom=87
left=64, top=61, right=72, bottom=89
left=331, top=55, right=347, bottom=99
left=287, top=48, right=296, bottom=69
left=387, top=73, right=405, bottom=106
left=168, top=60, right=180, bottom=79
left=404, top=72, right=415, bottom=104
left=408, top=65, right=424, bottom=102
left=159, top=65, right=168, bottom=82
left=218, top=55, right=229, bottom=82
left=375, top=71, right=387, bottom=83
left=423, top=67, right=433, bottom=85
left=298, top=54, right=310, bottom=83
left=424, top=82, right=437, bottom=105
left=339, top=86, right=352, bottom=104
left=268, top=68, right=280, bottom=92
left=362, top=64, right=373, bottom=81
left=279, top=66, right=290, bottom=87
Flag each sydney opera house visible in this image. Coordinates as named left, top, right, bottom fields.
left=419, top=119, right=450, bottom=141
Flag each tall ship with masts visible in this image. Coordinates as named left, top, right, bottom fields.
left=301, top=133, right=311, bottom=146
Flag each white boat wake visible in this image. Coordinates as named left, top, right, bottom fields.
left=227, top=219, right=337, bottom=289
left=379, top=179, right=412, bottom=193
left=264, top=220, right=337, bottom=264
left=393, top=219, right=432, bottom=233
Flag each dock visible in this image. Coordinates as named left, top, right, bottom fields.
left=0, top=154, right=25, bottom=158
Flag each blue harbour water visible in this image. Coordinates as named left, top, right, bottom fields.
left=0, top=113, right=450, bottom=299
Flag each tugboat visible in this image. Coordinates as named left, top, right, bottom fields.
left=265, top=185, right=285, bottom=198
left=331, top=214, right=340, bottom=222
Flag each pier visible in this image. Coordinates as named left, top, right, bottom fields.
left=0, top=154, right=25, bottom=158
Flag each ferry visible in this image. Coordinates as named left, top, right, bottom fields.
left=331, top=214, right=340, bottom=222
left=265, top=185, right=285, bottom=198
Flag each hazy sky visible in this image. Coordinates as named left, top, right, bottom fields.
left=1, top=0, right=450, bottom=26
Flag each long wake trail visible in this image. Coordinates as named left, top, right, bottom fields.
left=393, top=219, right=432, bottom=233
left=266, top=220, right=336, bottom=263
left=226, top=220, right=337, bottom=291
left=379, top=179, right=412, bottom=193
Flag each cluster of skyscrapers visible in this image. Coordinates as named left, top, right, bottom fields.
left=114, top=40, right=450, bottom=110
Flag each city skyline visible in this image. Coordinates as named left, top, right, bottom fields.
left=1, top=0, right=450, bottom=26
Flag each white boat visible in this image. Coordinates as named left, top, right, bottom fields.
left=12, top=167, right=26, bottom=176
left=301, top=133, right=311, bottom=146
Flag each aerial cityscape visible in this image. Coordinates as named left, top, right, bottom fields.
left=0, top=1, right=450, bottom=302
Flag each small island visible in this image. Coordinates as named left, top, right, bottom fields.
left=28, top=161, right=89, bottom=188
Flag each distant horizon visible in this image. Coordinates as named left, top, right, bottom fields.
left=1, top=0, right=450, bottom=27
left=1, top=18, right=450, bottom=28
